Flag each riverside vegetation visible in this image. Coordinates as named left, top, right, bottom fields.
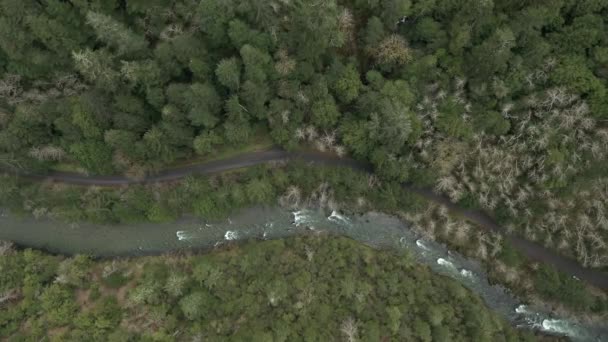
left=1, top=162, right=606, bottom=322
left=1, top=0, right=608, bottom=329
left=0, top=236, right=552, bottom=341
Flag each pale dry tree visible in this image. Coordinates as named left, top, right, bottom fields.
left=0, top=74, right=23, bottom=104
left=120, top=61, right=140, bottom=83
left=374, top=34, right=411, bottom=65
left=340, top=317, right=359, bottom=342
left=280, top=185, right=302, bottom=207
left=455, top=77, right=467, bottom=89
left=304, top=245, right=314, bottom=261
left=367, top=174, right=380, bottom=188
left=435, top=175, right=456, bottom=193
left=72, top=49, right=95, bottom=72
left=543, top=87, right=568, bottom=109
left=338, top=8, right=355, bottom=43
left=327, top=198, right=339, bottom=211
left=112, top=150, right=133, bottom=171
left=32, top=207, right=48, bottom=219
left=494, top=261, right=521, bottom=284
left=334, top=145, right=346, bottom=157
left=356, top=197, right=366, bottom=208
left=281, top=109, right=290, bottom=124
left=0, top=289, right=20, bottom=306
left=524, top=73, right=536, bottom=88
left=436, top=89, right=447, bottom=100
left=296, top=90, right=309, bottom=104
left=144, top=307, right=167, bottom=328
left=54, top=73, right=87, bottom=96
left=0, top=240, right=14, bottom=255
left=489, top=233, right=503, bottom=257
left=448, top=187, right=464, bottom=202
left=125, top=164, right=147, bottom=181
left=102, top=260, right=121, bottom=278
left=295, top=127, right=306, bottom=141
left=305, top=125, right=318, bottom=141
left=476, top=241, right=489, bottom=260
left=544, top=57, right=557, bottom=69
left=321, top=131, right=337, bottom=148
left=29, top=145, right=66, bottom=162
left=159, top=23, right=183, bottom=40
left=501, top=103, right=514, bottom=117
left=314, top=139, right=327, bottom=152
left=454, top=221, right=471, bottom=245
left=275, top=49, right=297, bottom=76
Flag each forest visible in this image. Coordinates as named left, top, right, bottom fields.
left=2, top=0, right=608, bottom=269
left=0, top=235, right=549, bottom=341
left=1, top=0, right=608, bottom=330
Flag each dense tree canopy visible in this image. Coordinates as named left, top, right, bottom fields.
left=2, top=0, right=608, bottom=320
left=0, top=236, right=541, bottom=341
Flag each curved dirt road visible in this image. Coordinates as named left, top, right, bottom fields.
left=5, top=148, right=608, bottom=290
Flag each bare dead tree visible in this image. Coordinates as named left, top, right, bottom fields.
left=340, top=317, right=359, bottom=342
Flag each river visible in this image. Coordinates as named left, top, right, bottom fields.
left=0, top=207, right=606, bottom=341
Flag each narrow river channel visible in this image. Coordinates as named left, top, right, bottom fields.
left=1, top=207, right=606, bottom=341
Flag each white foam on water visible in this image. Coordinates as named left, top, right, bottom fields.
left=437, top=258, right=455, bottom=268
left=328, top=211, right=350, bottom=225
left=416, top=239, right=430, bottom=250
left=176, top=231, right=192, bottom=241
left=224, top=230, right=238, bottom=241
left=514, top=305, right=546, bottom=330
left=460, top=269, right=474, bottom=278
left=293, top=210, right=310, bottom=227
left=541, top=319, right=574, bottom=335
left=515, top=305, right=528, bottom=314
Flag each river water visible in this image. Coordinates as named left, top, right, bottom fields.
left=0, top=207, right=606, bottom=341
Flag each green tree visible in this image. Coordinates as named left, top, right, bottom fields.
left=413, top=318, right=432, bottom=342
left=186, top=83, right=221, bottom=128
left=176, top=294, right=208, bottom=320
left=165, top=272, right=188, bottom=297
left=224, top=96, right=252, bottom=144
left=240, top=44, right=272, bottom=83
left=311, top=96, right=340, bottom=129
left=283, top=0, right=344, bottom=62
left=40, top=284, right=78, bottom=326
left=193, top=131, right=223, bottom=155
left=216, top=58, right=241, bottom=91
left=85, top=12, right=147, bottom=56
left=69, top=141, right=114, bottom=174
left=380, top=0, right=412, bottom=29
left=197, top=0, right=236, bottom=46
left=369, top=99, right=414, bottom=153
left=330, top=63, right=362, bottom=104
left=72, top=49, right=119, bottom=90
left=246, top=178, right=275, bottom=203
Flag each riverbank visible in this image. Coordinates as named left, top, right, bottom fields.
left=1, top=163, right=607, bottom=325
left=2, top=149, right=608, bottom=292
